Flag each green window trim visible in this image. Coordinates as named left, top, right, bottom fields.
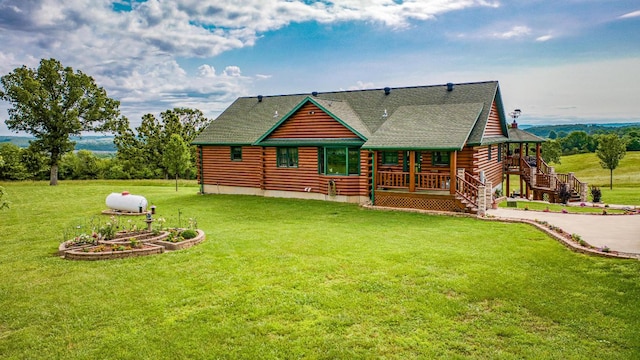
left=230, top=146, right=242, bottom=161
left=277, top=147, right=298, bottom=168
left=317, top=147, right=360, bottom=175
left=381, top=151, right=399, bottom=165
left=432, top=151, right=450, bottom=166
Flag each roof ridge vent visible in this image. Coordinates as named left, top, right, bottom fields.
left=384, top=87, right=391, bottom=95
left=312, top=91, right=318, bottom=96
left=257, top=95, right=263, bottom=102
left=446, top=83, right=454, bottom=92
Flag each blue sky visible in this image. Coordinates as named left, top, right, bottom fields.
left=0, top=0, right=639, bottom=135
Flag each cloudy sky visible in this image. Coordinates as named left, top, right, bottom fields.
left=0, top=0, right=639, bottom=135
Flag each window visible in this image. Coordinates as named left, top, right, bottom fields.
left=497, top=144, right=502, bottom=162
left=381, top=151, right=398, bottom=165
left=317, top=147, right=360, bottom=175
left=432, top=151, right=450, bottom=166
left=277, top=147, right=298, bottom=168
left=488, top=145, right=492, bottom=160
left=230, top=146, right=242, bottom=161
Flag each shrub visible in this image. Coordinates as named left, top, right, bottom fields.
left=181, top=229, right=198, bottom=239
left=558, top=184, right=571, bottom=204
left=590, top=186, right=602, bottom=203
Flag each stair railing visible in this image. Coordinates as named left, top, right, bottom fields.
left=456, top=171, right=483, bottom=208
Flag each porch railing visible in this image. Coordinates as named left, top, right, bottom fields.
left=505, top=156, right=520, bottom=169
left=417, top=173, right=450, bottom=190
left=376, top=171, right=450, bottom=191
left=376, top=171, right=408, bottom=189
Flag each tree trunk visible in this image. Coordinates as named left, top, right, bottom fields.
left=610, top=169, right=613, bottom=190
left=50, top=164, right=59, bottom=186
left=175, top=173, right=178, bottom=192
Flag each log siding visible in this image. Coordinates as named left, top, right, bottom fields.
left=200, top=146, right=262, bottom=188
left=268, top=103, right=357, bottom=139
left=484, top=100, right=504, bottom=137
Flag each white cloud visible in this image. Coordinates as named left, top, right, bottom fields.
left=619, top=10, right=640, bottom=19
left=223, top=66, right=242, bottom=77
left=494, top=26, right=531, bottom=39
left=198, top=64, right=217, bottom=78
left=536, top=34, right=553, bottom=42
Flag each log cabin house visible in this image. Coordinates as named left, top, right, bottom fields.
left=193, top=81, right=586, bottom=214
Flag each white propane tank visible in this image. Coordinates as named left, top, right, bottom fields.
left=105, top=191, right=148, bottom=213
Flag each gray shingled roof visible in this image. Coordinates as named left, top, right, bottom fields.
left=361, top=103, right=484, bottom=150
left=508, top=127, right=546, bottom=143
left=193, top=81, right=505, bottom=147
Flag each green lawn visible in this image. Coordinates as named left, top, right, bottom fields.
left=551, top=152, right=640, bottom=205
left=1, top=181, right=639, bottom=359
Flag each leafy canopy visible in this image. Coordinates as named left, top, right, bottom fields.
left=0, top=58, right=121, bottom=185
left=114, top=107, right=208, bottom=179
left=162, top=134, right=192, bottom=191
left=596, top=133, right=626, bottom=189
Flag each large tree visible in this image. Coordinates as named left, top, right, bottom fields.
left=541, top=140, right=562, bottom=164
left=0, top=58, right=121, bottom=185
left=114, top=107, right=208, bottom=179
left=596, top=133, right=626, bottom=190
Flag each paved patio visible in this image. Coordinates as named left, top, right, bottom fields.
left=487, top=207, right=640, bottom=255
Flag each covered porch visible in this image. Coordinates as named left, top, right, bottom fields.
left=370, top=150, right=485, bottom=213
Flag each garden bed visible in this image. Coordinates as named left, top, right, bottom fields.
left=60, top=229, right=205, bottom=260
left=153, top=229, right=206, bottom=251
left=64, top=243, right=165, bottom=261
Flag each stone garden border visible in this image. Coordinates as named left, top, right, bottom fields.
left=59, top=229, right=206, bottom=260
left=153, top=229, right=206, bottom=251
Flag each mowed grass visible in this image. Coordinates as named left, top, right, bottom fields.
left=552, top=152, right=640, bottom=205
left=1, top=180, right=639, bottom=359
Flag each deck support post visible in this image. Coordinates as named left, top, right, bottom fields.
left=409, top=150, right=416, bottom=192
left=549, top=166, right=556, bottom=190
left=485, top=180, right=492, bottom=208
left=371, top=151, right=377, bottom=204
left=457, top=168, right=465, bottom=195
left=449, top=150, right=457, bottom=195
left=519, top=143, right=524, bottom=198
left=477, top=184, right=486, bottom=217
left=568, top=172, right=575, bottom=191
left=536, top=143, right=541, bottom=169
left=530, top=167, right=537, bottom=187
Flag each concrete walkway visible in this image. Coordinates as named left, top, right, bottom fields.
left=487, top=207, right=640, bottom=255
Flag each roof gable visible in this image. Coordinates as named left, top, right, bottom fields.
left=254, top=97, right=367, bottom=144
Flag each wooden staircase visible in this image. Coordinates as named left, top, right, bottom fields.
left=454, top=171, right=482, bottom=213
left=515, top=157, right=585, bottom=203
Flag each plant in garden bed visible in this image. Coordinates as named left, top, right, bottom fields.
left=590, top=186, right=602, bottom=203
left=165, top=228, right=198, bottom=243
left=64, top=232, right=98, bottom=248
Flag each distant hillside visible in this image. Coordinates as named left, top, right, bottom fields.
left=524, top=123, right=640, bottom=138
left=0, top=136, right=116, bottom=152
